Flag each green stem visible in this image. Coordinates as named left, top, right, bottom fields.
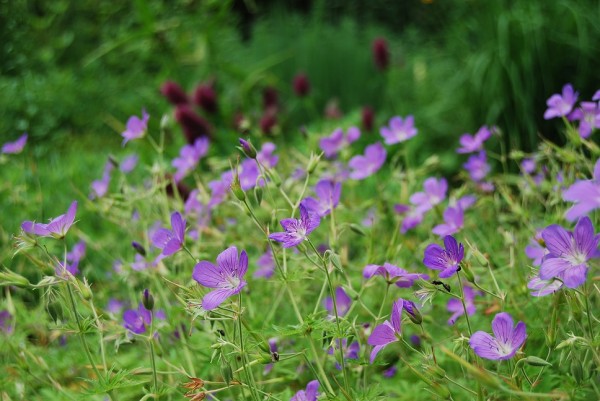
left=456, top=271, right=473, bottom=336
left=149, top=314, right=159, bottom=397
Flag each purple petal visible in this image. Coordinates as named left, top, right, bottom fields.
left=469, top=331, right=502, bottom=360
left=542, top=224, right=573, bottom=256
left=368, top=321, right=396, bottom=346
left=192, top=261, right=223, bottom=288
left=202, top=288, right=235, bottom=310
left=491, top=312, right=514, bottom=344
left=539, top=257, right=571, bottom=280
left=562, top=264, right=588, bottom=288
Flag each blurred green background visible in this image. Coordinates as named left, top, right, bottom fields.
left=1, top=0, right=599, bottom=162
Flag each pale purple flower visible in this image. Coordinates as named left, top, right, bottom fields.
left=456, top=126, right=492, bottom=154
left=348, top=142, right=386, bottom=180
left=394, top=204, right=424, bottom=234
left=469, top=312, right=526, bottom=360
left=452, top=195, right=477, bottom=210
left=410, top=177, right=448, bottom=213
left=290, top=380, right=319, bottom=401
left=570, top=102, right=600, bottom=138
left=463, top=151, right=490, bottom=182
left=367, top=299, right=403, bottom=363
left=90, top=161, right=114, bottom=199
left=107, top=299, right=125, bottom=314
left=521, top=158, right=536, bottom=174
left=2, top=133, right=28, bottom=154
left=324, top=287, right=352, bottom=317
left=423, top=235, right=464, bottom=278
left=172, top=137, right=209, bottom=182
left=380, top=116, right=417, bottom=145
left=525, top=231, right=547, bottom=267
left=239, top=158, right=263, bottom=190
left=0, top=310, right=14, bottom=334
left=131, top=254, right=149, bottom=271
left=319, top=127, right=361, bottom=157
left=208, top=171, right=233, bottom=207
left=257, top=142, right=279, bottom=168
left=447, top=284, right=480, bottom=325
left=123, top=302, right=152, bottom=334
left=121, top=109, right=149, bottom=146
left=22, top=201, right=78, bottom=239
left=562, top=158, right=600, bottom=221
left=300, top=180, right=341, bottom=217
left=539, top=216, right=599, bottom=288
left=328, top=339, right=359, bottom=370
left=527, top=275, right=563, bottom=297
left=544, top=84, right=578, bottom=120
left=362, top=263, right=429, bottom=288
left=254, top=249, right=276, bottom=279
left=151, top=212, right=186, bottom=256
left=120, top=154, right=139, bottom=173
left=362, top=207, right=376, bottom=227
left=269, top=205, right=320, bottom=248
left=383, top=366, right=397, bottom=378
left=192, top=246, right=248, bottom=310
left=58, top=240, right=86, bottom=276
left=432, top=206, right=464, bottom=237
left=594, top=90, right=600, bottom=101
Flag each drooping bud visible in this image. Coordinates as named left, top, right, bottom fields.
left=160, top=80, right=189, bottom=105
left=292, top=73, right=311, bottom=97
left=131, top=241, right=146, bottom=257
left=402, top=300, right=423, bottom=325
left=372, top=37, right=390, bottom=71
left=175, top=105, right=213, bottom=143
left=193, top=82, right=218, bottom=114
left=239, top=138, right=257, bottom=159
left=142, top=288, right=154, bottom=311
left=362, top=106, right=374, bottom=131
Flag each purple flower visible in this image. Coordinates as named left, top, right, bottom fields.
left=562, top=158, right=600, bottom=221
left=456, top=126, right=492, bottom=154
left=131, top=254, right=149, bottom=271
left=362, top=263, right=428, bottom=288
left=208, top=171, right=233, bottom=207
left=348, top=142, right=387, bottom=180
left=410, top=177, right=448, bottom=213
left=58, top=240, right=86, bottom=276
left=290, top=380, right=319, bottom=401
left=269, top=205, right=320, bottom=248
left=254, top=249, right=276, bottom=279
left=0, top=310, right=14, bottom=334
left=192, top=246, right=248, bottom=310
left=319, top=127, right=360, bottom=158
left=2, top=133, right=28, bottom=154
left=469, top=312, right=526, bottom=360
left=257, top=142, right=279, bottom=168
left=394, top=204, right=424, bottom=234
left=423, top=235, right=464, bottom=278
left=539, top=217, right=599, bottom=288
left=447, top=284, right=480, bottom=325
left=123, top=302, right=152, bottom=334
left=570, top=101, right=600, bottom=138
left=527, top=275, right=563, bottom=297
left=121, top=109, right=149, bottom=146
left=22, top=201, right=78, bottom=239
left=151, top=212, right=186, bottom=257
left=172, top=137, right=209, bottom=182
left=380, top=116, right=417, bottom=144
left=300, top=180, right=341, bottom=217
left=463, top=151, right=490, bottom=182
left=524, top=231, right=547, bottom=267
left=367, top=299, right=403, bottom=363
left=328, top=339, right=360, bottom=370
left=521, top=158, right=536, bottom=174
left=238, top=158, right=263, bottom=191
left=90, top=161, right=114, bottom=199
left=544, top=84, right=578, bottom=120
left=107, top=299, right=125, bottom=314
left=263, top=338, right=278, bottom=375
left=383, top=366, right=397, bottom=378
left=324, top=287, right=352, bottom=317
left=432, top=206, right=464, bottom=237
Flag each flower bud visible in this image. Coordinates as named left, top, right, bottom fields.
left=239, top=138, right=257, bottom=159
left=160, top=80, right=189, bottom=105
left=142, top=289, right=154, bottom=311
left=220, top=361, right=233, bottom=385
left=0, top=268, right=31, bottom=288
left=230, top=173, right=246, bottom=201
left=460, top=262, right=475, bottom=283
left=349, top=223, right=367, bottom=236
left=521, top=356, right=552, bottom=367
left=372, top=37, right=390, bottom=71
left=131, top=241, right=146, bottom=257
left=193, top=82, right=218, bottom=114
left=292, top=73, right=310, bottom=97
left=403, top=300, right=422, bottom=325
left=571, top=358, right=584, bottom=384
left=254, top=186, right=263, bottom=205
left=362, top=106, right=374, bottom=131
left=307, top=153, right=320, bottom=174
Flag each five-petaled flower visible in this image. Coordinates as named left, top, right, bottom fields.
left=121, top=109, right=150, bottom=146
left=469, top=312, right=526, bottom=360
left=300, top=179, right=341, bottom=217
left=562, top=158, right=600, bottom=222
left=269, top=204, right=320, bottom=248
left=423, top=235, right=464, bottom=278
left=456, top=126, right=492, bottom=154
left=123, top=302, right=152, bottom=334
left=380, top=116, right=418, bottom=145
left=539, top=216, right=599, bottom=288
left=544, top=84, right=578, bottom=120
left=192, top=246, right=248, bottom=310
left=22, top=201, right=78, bottom=239
left=348, top=142, right=387, bottom=180
left=319, top=127, right=361, bottom=158
left=151, top=211, right=186, bottom=257
left=290, top=380, right=319, bottom=401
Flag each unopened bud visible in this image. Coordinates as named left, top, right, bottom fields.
left=521, top=356, right=552, bottom=367
left=239, top=138, right=257, bottom=159
left=231, top=174, right=246, bottom=201
left=142, top=289, right=154, bottom=311
left=221, top=361, right=233, bottom=385
left=460, top=262, right=475, bottom=283
left=254, top=186, right=263, bottom=205
left=0, top=269, right=31, bottom=288
left=132, top=241, right=146, bottom=257
left=307, top=153, right=320, bottom=174
left=571, top=358, right=584, bottom=384
left=349, top=223, right=367, bottom=236
left=403, top=300, right=422, bottom=325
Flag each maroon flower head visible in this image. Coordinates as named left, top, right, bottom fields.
left=193, top=82, right=218, bottom=114
left=372, top=38, right=390, bottom=71
left=362, top=106, right=374, bottom=131
left=262, top=86, right=279, bottom=110
left=175, top=105, right=213, bottom=143
left=293, top=73, right=311, bottom=97
left=260, top=109, right=277, bottom=135
left=160, top=80, right=189, bottom=105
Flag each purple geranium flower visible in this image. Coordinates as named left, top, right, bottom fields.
left=172, top=137, right=209, bottom=182
left=0, top=310, right=14, bottom=334
left=151, top=211, right=186, bottom=257
left=22, top=201, right=78, bottom=239
left=463, top=151, right=491, bottom=182
left=319, top=127, right=361, bottom=157
left=562, top=158, right=600, bottom=221
left=423, top=235, right=464, bottom=278
left=57, top=240, right=86, bottom=276
left=257, top=142, right=279, bottom=168
left=268, top=205, right=320, bottom=248
left=208, top=171, right=234, bottom=208
left=300, top=179, right=341, bottom=217
left=2, top=133, right=28, bottom=154
left=90, top=160, right=115, bottom=199
left=348, top=142, right=386, bottom=180
left=521, top=158, right=536, bottom=174
left=539, top=216, right=599, bottom=288
left=527, top=275, right=563, bottom=297
left=363, top=263, right=429, bottom=288
left=120, top=153, right=139, bottom=173
left=447, top=284, right=480, bottom=325
left=290, top=380, right=319, bottom=401
left=432, top=206, right=464, bottom=237
left=192, top=246, right=248, bottom=310
left=380, top=116, right=417, bottom=145
left=324, top=287, right=352, bottom=317
left=394, top=204, right=424, bottom=234
left=544, top=84, right=578, bottom=120
left=456, top=126, right=492, bottom=154
left=469, top=312, right=527, bottom=360
left=367, top=299, right=403, bottom=363
left=123, top=302, right=152, bottom=334
left=238, top=158, right=263, bottom=191
left=525, top=230, right=547, bottom=267
left=254, top=249, right=276, bottom=279
left=107, top=299, right=125, bottom=315
left=570, top=102, right=600, bottom=139
left=121, top=109, right=149, bottom=146
left=410, top=177, right=448, bottom=213
left=328, top=339, right=360, bottom=370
